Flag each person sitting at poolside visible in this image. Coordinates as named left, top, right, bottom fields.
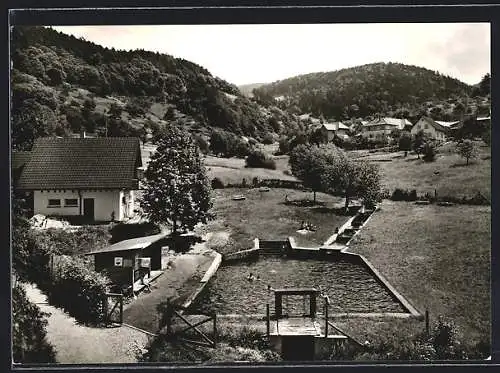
left=142, top=275, right=152, bottom=292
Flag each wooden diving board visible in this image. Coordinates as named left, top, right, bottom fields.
left=270, top=317, right=322, bottom=336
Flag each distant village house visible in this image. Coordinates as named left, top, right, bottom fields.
left=320, top=122, right=350, bottom=142
left=411, top=116, right=458, bottom=142
left=361, top=117, right=413, bottom=140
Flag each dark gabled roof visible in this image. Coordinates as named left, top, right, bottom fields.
left=85, top=233, right=168, bottom=255
left=17, top=137, right=142, bottom=190
left=12, top=151, right=31, bottom=170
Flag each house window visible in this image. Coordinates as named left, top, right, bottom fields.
left=424, top=123, right=429, bottom=129
left=65, top=199, right=78, bottom=207
left=47, top=199, right=61, bottom=208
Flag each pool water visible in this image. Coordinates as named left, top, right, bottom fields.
left=192, top=257, right=407, bottom=315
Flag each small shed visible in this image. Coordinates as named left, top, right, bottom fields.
left=85, top=233, right=169, bottom=291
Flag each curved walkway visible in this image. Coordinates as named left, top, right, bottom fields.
left=24, top=283, right=151, bottom=364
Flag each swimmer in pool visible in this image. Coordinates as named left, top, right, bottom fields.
left=247, top=273, right=255, bottom=281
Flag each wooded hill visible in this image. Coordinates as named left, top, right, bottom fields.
left=252, top=62, right=490, bottom=123
left=11, top=26, right=303, bottom=151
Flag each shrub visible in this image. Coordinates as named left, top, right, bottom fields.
left=211, top=177, right=225, bottom=189
left=194, top=135, right=209, bottom=154
left=261, top=133, right=274, bottom=144
left=390, top=188, right=418, bottom=202
left=109, top=222, right=161, bottom=244
left=422, top=142, right=436, bottom=162
left=252, top=176, right=260, bottom=187
left=391, top=188, right=408, bottom=201
left=245, top=150, right=276, bottom=169
left=408, top=189, right=418, bottom=201
left=35, top=226, right=111, bottom=256
left=48, top=255, right=108, bottom=324
left=12, top=285, right=56, bottom=363
left=277, top=136, right=290, bottom=154
left=481, top=130, right=491, bottom=146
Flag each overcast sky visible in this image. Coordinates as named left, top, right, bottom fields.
left=52, top=23, right=490, bottom=86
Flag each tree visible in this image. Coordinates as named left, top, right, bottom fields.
left=278, top=136, right=290, bottom=155
left=398, top=131, right=412, bottom=154
left=289, top=144, right=340, bottom=203
left=141, top=125, right=213, bottom=235
left=422, top=142, right=436, bottom=162
left=322, top=153, right=381, bottom=212
left=478, top=73, right=490, bottom=96
left=456, top=139, right=478, bottom=165
left=412, top=130, right=426, bottom=159
left=194, top=135, right=209, bottom=154
left=309, top=127, right=329, bottom=145
left=482, top=129, right=491, bottom=146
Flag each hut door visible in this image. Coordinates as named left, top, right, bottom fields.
left=83, top=198, right=95, bottom=220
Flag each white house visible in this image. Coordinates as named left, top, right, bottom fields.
left=15, top=137, right=143, bottom=222
left=361, top=117, right=412, bottom=140
left=320, top=122, right=350, bottom=141
left=411, top=116, right=456, bottom=142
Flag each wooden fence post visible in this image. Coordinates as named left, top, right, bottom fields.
left=425, top=308, right=430, bottom=336
left=166, top=298, right=172, bottom=335
left=266, top=303, right=270, bottom=337
left=119, top=294, right=124, bottom=324
left=104, top=294, right=108, bottom=325
left=213, top=313, right=217, bottom=348
left=324, top=297, right=329, bottom=338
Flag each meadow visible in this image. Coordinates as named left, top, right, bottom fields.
left=199, top=188, right=353, bottom=254
left=343, top=200, right=490, bottom=351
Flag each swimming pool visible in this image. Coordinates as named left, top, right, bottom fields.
left=191, top=256, right=407, bottom=315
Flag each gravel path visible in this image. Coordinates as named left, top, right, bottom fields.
left=122, top=253, right=214, bottom=334
left=24, top=283, right=152, bottom=364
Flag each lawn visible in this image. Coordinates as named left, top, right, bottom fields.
left=349, top=144, right=491, bottom=200
left=199, top=188, right=354, bottom=254
left=343, top=200, right=490, bottom=350
left=204, top=155, right=296, bottom=186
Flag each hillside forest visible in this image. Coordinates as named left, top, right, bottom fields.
left=10, top=26, right=490, bottom=152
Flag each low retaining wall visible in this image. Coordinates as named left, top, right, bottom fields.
left=180, top=253, right=222, bottom=312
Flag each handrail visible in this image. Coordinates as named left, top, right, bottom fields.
left=327, top=320, right=366, bottom=347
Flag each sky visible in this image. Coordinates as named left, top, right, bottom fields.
left=52, top=23, right=490, bottom=86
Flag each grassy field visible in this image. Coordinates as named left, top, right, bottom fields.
left=349, top=143, right=491, bottom=200
left=204, top=155, right=295, bottom=185
left=199, top=188, right=354, bottom=253
left=343, top=200, right=490, bottom=350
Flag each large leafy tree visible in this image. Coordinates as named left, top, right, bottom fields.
left=322, top=153, right=382, bottom=211
left=289, top=144, right=340, bottom=203
left=141, top=125, right=213, bottom=235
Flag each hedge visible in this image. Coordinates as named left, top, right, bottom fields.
left=47, top=255, right=109, bottom=324
left=109, top=221, right=161, bottom=244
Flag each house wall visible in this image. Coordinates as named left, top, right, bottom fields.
left=320, top=127, right=335, bottom=142
left=361, top=125, right=395, bottom=139
left=33, top=189, right=129, bottom=221
left=411, top=119, right=446, bottom=141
